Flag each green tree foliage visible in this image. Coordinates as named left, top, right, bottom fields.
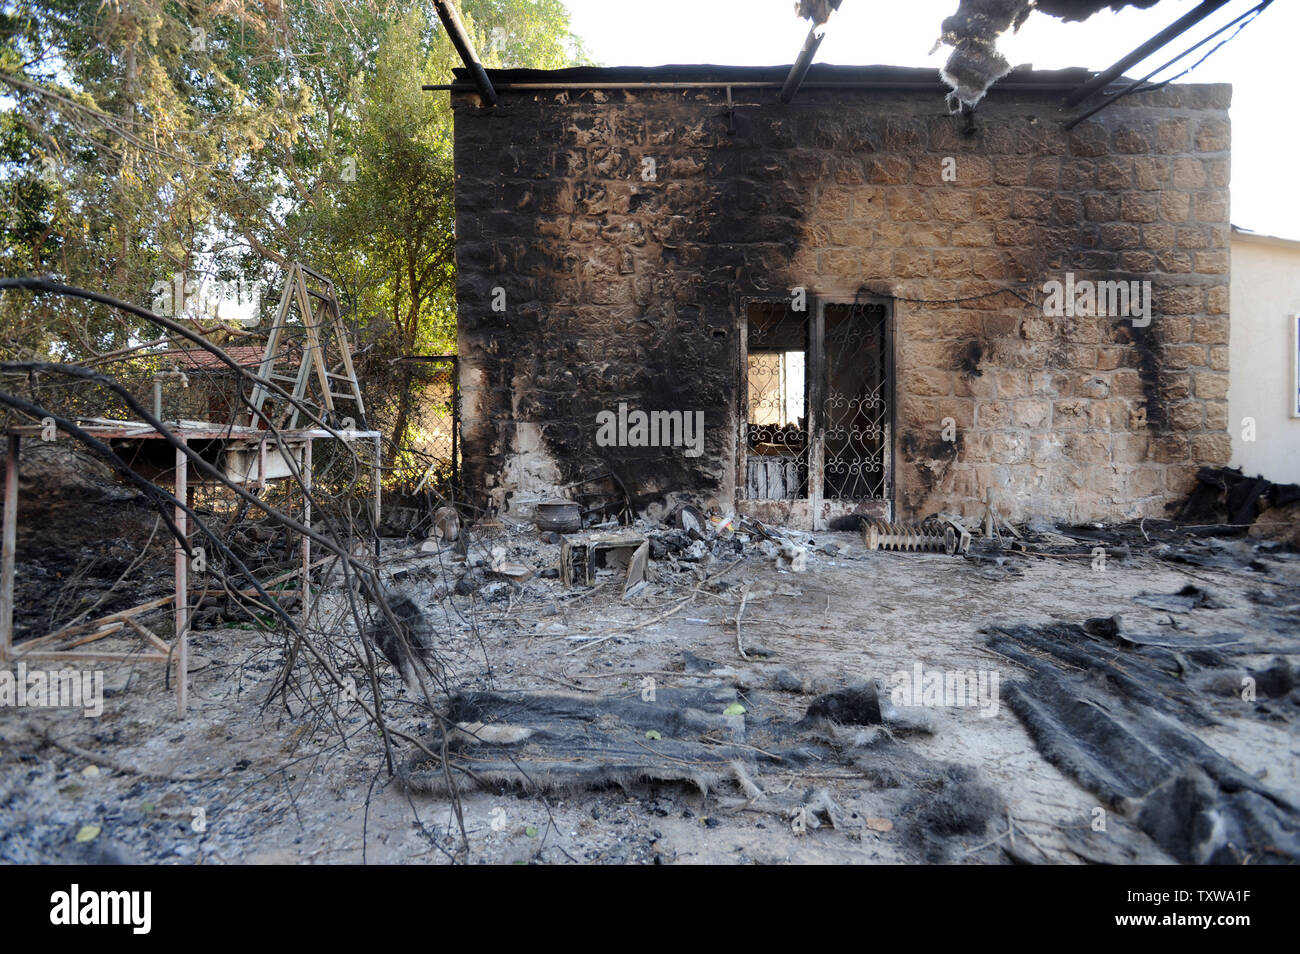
left=0, top=0, right=584, bottom=451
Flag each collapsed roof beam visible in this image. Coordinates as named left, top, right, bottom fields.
left=1063, top=0, right=1270, bottom=130
left=433, top=0, right=498, bottom=107
left=1064, top=0, right=1231, bottom=106
left=781, top=22, right=828, bottom=104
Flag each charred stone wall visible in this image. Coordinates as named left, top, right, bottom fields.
left=452, top=65, right=1230, bottom=523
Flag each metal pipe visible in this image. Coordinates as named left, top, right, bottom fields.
left=372, top=433, right=383, bottom=551
left=301, top=436, right=311, bottom=633
left=450, top=355, right=459, bottom=505
left=432, top=0, right=498, bottom=107
left=1, top=434, right=18, bottom=661
left=424, top=81, right=782, bottom=91
left=780, top=23, right=827, bottom=104
left=1064, top=0, right=1231, bottom=106
left=173, top=439, right=188, bottom=716
left=1063, top=0, right=1268, bottom=129
left=423, top=79, right=1086, bottom=93
left=153, top=368, right=189, bottom=420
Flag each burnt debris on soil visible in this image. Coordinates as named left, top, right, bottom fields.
left=986, top=613, right=1300, bottom=864
left=4, top=449, right=1300, bottom=864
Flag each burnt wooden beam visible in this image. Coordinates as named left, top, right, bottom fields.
left=1064, top=0, right=1231, bottom=106
left=780, top=23, right=827, bottom=104
left=433, top=0, right=498, bottom=107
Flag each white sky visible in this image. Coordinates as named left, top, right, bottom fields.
left=561, top=0, right=1297, bottom=241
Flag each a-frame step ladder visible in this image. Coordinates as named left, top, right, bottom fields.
left=247, top=262, right=366, bottom=430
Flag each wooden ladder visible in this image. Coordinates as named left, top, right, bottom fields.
left=247, top=262, right=366, bottom=430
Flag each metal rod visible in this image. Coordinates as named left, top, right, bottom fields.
left=174, top=440, right=188, bottom=716
left=372, top=434, right=382, bottom=532
left=1063, top=0, right=1267, bottom=130
left=152, top=369, right=188, bottom=420
left=451, top=356, right=459, bottom=504
left=781, top=23, right=827, bottom=104
left=432, top=0, right=498, bottom=107
left=1064, top=0, right=1231, bottom=106
left=422, top=79, right=1085, bottom=93
left=1, top=434, right=18, bottom=661
left=5, top=423, right=377, bottom=440
left=302, top=437, right=311, bottom=633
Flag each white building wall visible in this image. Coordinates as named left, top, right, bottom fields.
left=1229, top=230, right=1300, bottom=484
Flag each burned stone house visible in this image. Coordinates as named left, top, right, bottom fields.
left=450, top=63, right=1231, bottom=528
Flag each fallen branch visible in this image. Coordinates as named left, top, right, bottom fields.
left=44, top=731, right=219, bottom=783
left=734, top=582, right=752, bottom=661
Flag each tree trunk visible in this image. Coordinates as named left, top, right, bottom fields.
left=389, top=362, right=414, bottom=464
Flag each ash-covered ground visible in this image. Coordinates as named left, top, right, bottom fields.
left=2, top=506, right=1297, bottom=865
